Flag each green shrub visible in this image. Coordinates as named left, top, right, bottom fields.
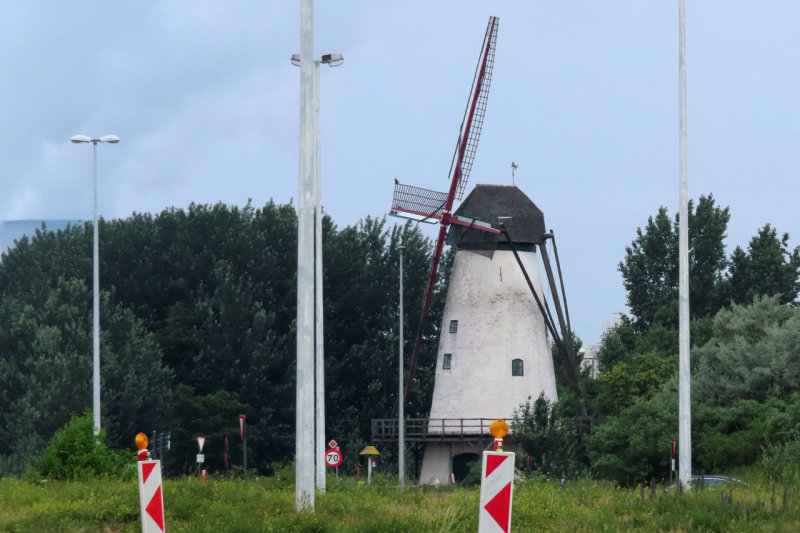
left=760, top=436, right=800, bottom=484
left=25, top=410, right=134, bottom=481
left=586, top=391, right=676, bottom=485
left=512, top=394, right=579, bottom=477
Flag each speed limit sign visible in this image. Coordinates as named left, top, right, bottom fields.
left=324, top=448, right=342, bottom=468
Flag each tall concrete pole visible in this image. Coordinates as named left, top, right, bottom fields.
left=314, top=59, right=327, bottom=493
left=398, top=244, right=405, bottom=487
left=92, top=141, right=101, bottom=436
left=297, top=0, right=316, bottom=512
left=678, top=0, right=692, bottom=490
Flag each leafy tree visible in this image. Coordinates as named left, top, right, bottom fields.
left=0, top=277, right=170, bottom=474
left=689, top=195, right=731, bottom=317
left=595, top=353, right=677, bottom=418
left=596, top=317, right=637, bottom=373
left=588, top=389, right=800, bottom=484
left=512, top=394, right=578, bottom=476
left=619, top=195, right=730, bottom=332
left=619, top=205, right=675, bottom=332
left=323, top=218, right=444, bottom=466
left=693, top=295, right=800, bottom=407
left=760, top=434, right=800, bottom=484
left=586, top=389, right=677, bottom=485
left=0, top=201, right=443, bottom=475
left=692, top=397, right=800, bottom=473
left=724, top=224, right=800, bottom=306
left=167, top=385, right=250, bottom=475
left=595, top=313, right=712, bottom=376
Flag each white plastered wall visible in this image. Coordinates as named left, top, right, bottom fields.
left=419, top=248, right=557, bottom=483
left=428, top=248, right=556, bottom=420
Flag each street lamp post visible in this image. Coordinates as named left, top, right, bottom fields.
left=398, top=244, right=405, bottom=487
left=291, top=50, right=343, bottom=495
left=70, top=134, right=120, bottom=435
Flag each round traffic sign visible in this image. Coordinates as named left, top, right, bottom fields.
left=324, top=448, right=342, bottom=468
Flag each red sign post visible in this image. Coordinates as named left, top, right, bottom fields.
left=670, top=438, right=677, bottom=484
left=224, top=436, right=229, bottom=476
left=239, top=414, right=247, bottom=481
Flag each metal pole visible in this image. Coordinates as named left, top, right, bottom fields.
left=92, top=140, right=101, bottom=436
left=398, top=245, right=405, bottom=487
left=296, top=0, right=316, bottom=513
left=678, top=0, right=692, bottom=490
left=314, top=59, right=327, bottom=493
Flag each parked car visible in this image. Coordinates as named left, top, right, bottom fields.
left=666, top=475, right=748, bottom=491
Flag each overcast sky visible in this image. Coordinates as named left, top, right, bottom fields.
left=1, top=2, right=798, bottom=346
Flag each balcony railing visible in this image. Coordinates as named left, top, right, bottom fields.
left=372, top=415, right=594, bottom=444
left=372, top=418, right=504, bottom=443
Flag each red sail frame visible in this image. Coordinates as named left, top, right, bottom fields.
left=402, top=16, right=499, bottom=404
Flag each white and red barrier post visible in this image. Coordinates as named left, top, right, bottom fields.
left=135, top=432, right=166, bottom=533
left=478, top=419, right=515, bottom=533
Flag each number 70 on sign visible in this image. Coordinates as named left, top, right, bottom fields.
left=324, top=449, right=342, bottom=468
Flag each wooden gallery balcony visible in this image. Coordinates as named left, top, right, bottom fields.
left=371, top=418, right=506, bottom=445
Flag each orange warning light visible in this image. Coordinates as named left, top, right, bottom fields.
left=490, top=419, right=508, bottom=439
left=135, top=432, right=149, bottom=450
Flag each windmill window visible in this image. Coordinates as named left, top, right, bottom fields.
left=449, top=320, right=459, bottom=333
left=511, top=358, right=524, bottom=376
left=443, top=353, right=452, bottom=370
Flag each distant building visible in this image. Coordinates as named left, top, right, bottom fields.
left=580, top=346, right=599, bottom=378
left=601, top=312, right=623, bottom=334
left=0, top=220, right=80, bottom=259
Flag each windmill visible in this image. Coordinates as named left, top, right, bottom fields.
left=387, top=16, right=585, bottom=484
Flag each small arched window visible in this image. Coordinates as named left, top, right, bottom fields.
left=511, top=358, right=524, bottom=376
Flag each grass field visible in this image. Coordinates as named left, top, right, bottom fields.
left=2, top=470, right=800, bottom=532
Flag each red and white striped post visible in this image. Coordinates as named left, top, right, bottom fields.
left=135, top=432, right=166, bottom=533
left=478, top=419, right=515, bottom=533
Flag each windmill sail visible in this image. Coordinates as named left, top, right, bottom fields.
left=390, top=16, right=500, bottom=404
left=448, top=16, right=498, bottom=202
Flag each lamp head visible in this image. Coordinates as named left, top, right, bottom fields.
left=99, top=135, right=120, bottom=144
left=321, top=53, right=344, bottom=67
left=70, top=135, right=91, bottom=144
left=290, top=53, right=301, bottom=67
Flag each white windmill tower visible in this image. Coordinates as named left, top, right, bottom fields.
left=418, top=185, right=558, bottom=483
left=386, top=16, right=583, bottom=484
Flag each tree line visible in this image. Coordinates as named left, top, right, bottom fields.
left=3, top=194, right=799, bottom=484
left=0, top=201, right=446, bottom=476
left=513, top=193, right=800, bottom=484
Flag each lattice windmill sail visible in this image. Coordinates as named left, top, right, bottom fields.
left=391, top=16, right=500, bottom=405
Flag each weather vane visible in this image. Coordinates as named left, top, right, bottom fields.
left=511, top=161, right=518, bottom=185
